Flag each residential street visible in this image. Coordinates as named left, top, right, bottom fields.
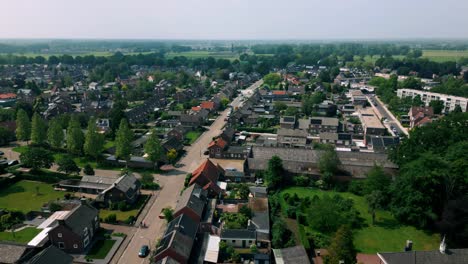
left=367, top=95, right=409, bottom=136
left=115, top=81, right=262, bottom=264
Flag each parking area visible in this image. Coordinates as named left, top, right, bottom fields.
left=210, top=159, right=245, bottom=172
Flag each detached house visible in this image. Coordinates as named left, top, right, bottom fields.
left=408, top=106, right=434, bottom=129
left=48, top=202, right=99, bottom=254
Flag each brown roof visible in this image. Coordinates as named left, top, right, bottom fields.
left=200, top=101, right=215, bottom=110
left=0, top=93, right=16, bottom=99
left=208, top=138, right=228, bottom=149
left=190, top=159, right=220, bottom=185
left=410, top=106, right=434, bottom=117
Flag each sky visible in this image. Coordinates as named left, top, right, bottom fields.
left=1, top=0, right=467, bottom=40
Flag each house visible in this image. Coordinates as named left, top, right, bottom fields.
left=26, top=245, right=73, bottom=264
left=208, top=138, right=228, bottom=159
left=189, top=159, right=223, bottom=196
left=220, top=229, right=256, bottom=248
left=299, top=117, right=340, bottom=134
left=219, top=127, right=235, bottom=143
left=180, top=113, right=203, bottom=128
left=277, top=128, right=308, bottom=148
left=153, top=214, right=199, bottom=263
left=0, top=242, right=35, bottom=264
left=319, top=132, right=352, bottom=146
left=223, top=169, right=253, bottom=183
left=162, top=136, right=184, bottom=153
left=59, top=174, right=141, bottom=206
left=350, top=89, right=368, bottom=106
left=48, top=201, right=99, bottom=253
left=200, top=101, right=215, bottom=112
left=0, top=93, right=17, bottom=107
left=167, top=125, right=189, bottom=142
left=174, top=184, right=208, bottom=222
left=280, top=116, right=296, bottom=129
left=408, top=106, right=434, bottom=128
left=365, top=135, right=400, bottom=153
left=358, top=108, right=386, bottom=135
left=273, top=246, right=311, bottom=264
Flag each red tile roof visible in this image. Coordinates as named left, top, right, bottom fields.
left=273, top=90, right=287, bottom=95
left=191, top=106, right=201, bottom=111
left=207, top=138, right=228, bottom=149
left=190, top=159, right=220, bottom=185
left=200, top=101, right=215, bottom=110
left=0, top=93, right=17, bottom=99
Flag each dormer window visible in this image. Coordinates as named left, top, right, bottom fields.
left=58, top=233, right=62, bottom=238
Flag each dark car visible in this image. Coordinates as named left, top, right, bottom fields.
left=203, top=149, right=209, bottom=155
left=0, top=151, right=4, bottom=156
left=139, top=245, right=149, bottom=258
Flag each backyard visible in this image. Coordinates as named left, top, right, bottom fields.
left=280, top=187, right=439, bottom=253
left=0, top=180, right=66, bottom=213
left=86, top=239, right=116, bottom=259
left=99, top=195, right=148, bottom=222
left=0, top=227, right=41, bottom=244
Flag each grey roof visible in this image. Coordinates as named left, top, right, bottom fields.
left=103, top=173, right=141, bottom=199
left=251, top=211, right=270, bottom=233
left=26, top=245, right=73, bottom=264
left=280, top=116, right=296, bottom=124
left=156, top=230, right=194, bottom=260
left=165, top=214, right=198, bottom=239
left=0, top=243, right=32, bottom=264
left=225, top=146, right=250, bottom=154
left=221, top=229, right=256, bottom=240
left=224, top=170, right=245, bottom=177
left=174, top=184, right=207, bottom=219
left=277, top=128, right=308, bottom=138
left=378, top=249, right=468, bottom=264
left=252, top=146, right=321, bottom=163
left=311, top=117, right=339, bottom=126
left=319, top=132, right=338, bottom=141
left=249, top=187, right=268, bottom=198
left=63, top=203, right=98, bottom=236
left=273, top=246, right=311, bottom=264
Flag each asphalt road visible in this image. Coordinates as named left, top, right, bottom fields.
left=367, top=95, right=408, bottom=136
left=115, top=80, right=263, bottom=264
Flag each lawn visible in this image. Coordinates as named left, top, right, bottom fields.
left=0, top=180, right=65, bottom=213
left=12, top=146, right=28, bottom=155
left=185, top=131, right=202, bottom=144
left=422, top=49, right=468, bottom=62
left=99, top=195, right=148, bottom=222
left=0, top=227, right=41, bottom=244
left=86, top=239, right=116, bottom=259
left=280, top=187, right=439, bottom=253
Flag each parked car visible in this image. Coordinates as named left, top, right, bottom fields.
left=203, top=149, right=209, bottom=155
left=139, top=245, right=149, bottom=258
left=0, top=151, right=4, bottom=156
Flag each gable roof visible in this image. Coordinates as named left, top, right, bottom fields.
left=26, top=245, right=73, bottom=264
left=174, top=184, right=207, bottom=219
left=273, top=246, right=311, bottom=264
left=102, top=173, right=140, bottom=199
left=62, top=203, right=98, bottom=235
left=190, top=159, right=221, bottom=185
left=200, top=101, right=215, bottom=110
left=0, top=242, right=33, bottom=264
left=207, top=138, right=227, bottom=149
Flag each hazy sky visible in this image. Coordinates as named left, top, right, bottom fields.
left=1, top=0, right=467, bottom=39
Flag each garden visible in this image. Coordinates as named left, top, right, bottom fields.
left=99, top=194, right=149, bottom=224
left=277, top=187, right=439, bottom=253
left=0, top=227, right=41, bottom=244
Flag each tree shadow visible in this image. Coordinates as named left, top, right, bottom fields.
left=0, top=185, right=25, bottom=197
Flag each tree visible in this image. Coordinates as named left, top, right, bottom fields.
left=271, top=218, right=295, bottom=248
left=57, top=155, right=80, bottom=175
left=273, top=102, right=287, bottom=112
left=325, top=225, right=357, bottom=264
left=220, top=98, right=230, bottom=109
left=366, top=190, right=385, bottom=225
left=30, top=112, right=47, bottom=144
left=162, top=207, right=174, bottom=222
left=166, top=148, right=178, bottom=165
left=84, top=118, right=104, bottom=160
left=429, top=100, right=444, bottom=115
left=318, top=147, right=341, bottom=188
left=144, top=129, right=163, bottom=169
left=15, top=109, right=31, bottom=142
left=364, top=165, right=391, bottom=196
left=265, top=156, right=284, bottom=190
left=20, top=147, right=54, bottom=171
left=47, top=118, right=64, bottom=148
left=141, top=172, right=154, bottom=184
left=66, top=116, right=84, bottom=155
left=453, top=105, right=462, bottom=113
left=83, top=164, right=95, bottom=175
left=263, top=73, right=282, bottom=87
left=115, top=119, right=134, bottom=163
left=284, top=107, right=298, bottom=117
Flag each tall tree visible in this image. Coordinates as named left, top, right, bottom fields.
left=30, top=112, right=47, bottom=144
left=144, top=129, right=163, bottom=169
left=84, top=118, right=104, bottom=160
left=265, top=155, right=284, bottom=190
left=318, top=147, right=341, bottom=188
left=57, top=155, right=81, bottom=175
left=66, top=116, right=85, bottom=155
left=47, top=118, right=64, bottom=148
left=20, top=147, right=54, bottom=171
left=115, top=119, right=133, bottom=163
left=325, top=225, right=357, bottom=264
left=15, top=109, right=31, bottom=142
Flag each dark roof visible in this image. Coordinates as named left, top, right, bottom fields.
left=174, top=184, right=207, bottom=219
left=26, top=245, right=73, bottom=264
left=221, top=229, right=256, bottom=240
left=104, top=173, right=141, bottom=199
left=63, top=203, right=98, bottom=236
left=378, top=249, right=468, bottom=264
left=165, top=214, right=198, bottom=239
left=281, top=116, right=296, bottom=124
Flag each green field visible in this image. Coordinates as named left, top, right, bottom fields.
left=185, top=131, right=202, bottom=144
left=280, top=187, right=439, bottom=253
left=0, top=180, right=66, bottom=213
left=0, top=227, right=41, bottom=244
left=86, top=239, right=116, bottom=259
left=422, top=49, right=468, bottom=62
left=99, top=195, right=148, bottom=222
left=166, top=51, right=239, bottom=60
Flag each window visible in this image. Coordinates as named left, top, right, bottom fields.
left=84, top=227, right=88, bottom=236
left=232, top=240, right=236, bottom=243
left=58, top=242, right=65, bottom=249
left=58, top=233, right=62, bottom=238
left=73, top=244, right=78, bottom=249
left=84, top=237, right=90, bottom=247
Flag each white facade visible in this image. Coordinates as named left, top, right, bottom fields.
left=397, top=89, right=467, bottom=112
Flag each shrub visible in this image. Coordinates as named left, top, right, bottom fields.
left=294, top=175, right=310, bottom=186
left=104, top=214, right=117, bottom=223
left=348, top=180, right=365, bottom=196
left=124, top=215, right=136, bottom=225
left=184, top=173, right=192, bottom=187
left=118, top=201, right=129, bottom=211
left=286, top=206, right=297, bottom=218
left=142, top=182, right=160, bottom=190
left=83, top=164, right=95, bottom=175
